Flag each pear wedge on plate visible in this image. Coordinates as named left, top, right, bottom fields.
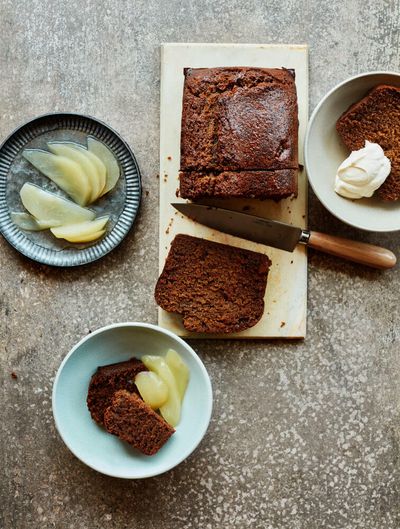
left=10, top=212, right=58, bottom=231
left=67, top=143, right=107, bottom=199
left=50, top=216, right=109, bottom=243
left=20, top=183, right=95, bottom=227
left=23, top=149, right=92, bottom=206
left=47, top=143, right=103, bottom=203
left=58, top=229, right=106, bottom=243
left=87, top=137, right=120, bottom=196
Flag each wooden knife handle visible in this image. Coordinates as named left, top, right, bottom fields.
left=308, top=231, right=397, bottom=269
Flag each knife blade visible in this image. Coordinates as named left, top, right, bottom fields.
left=172, top=203, right=309, bottom=252
left=171, top=202, right=397, bottom=269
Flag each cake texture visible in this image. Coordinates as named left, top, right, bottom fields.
left=87, top=358, right=147, bottom=426
left=336, top=84, right=400, bottom=201
left=179, top=66, right=299, bottom=199
left=104, top=390, right=175, bottom=455
left=179, top=168, right=298, bottom=200
left=155, top=234, right=271, bottom=334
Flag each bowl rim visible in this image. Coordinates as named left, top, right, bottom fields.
left=51, top=321, right=213, bottom=479
left=305, top=70, right=400, bottom=233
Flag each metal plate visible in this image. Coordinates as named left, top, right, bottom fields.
left=0, top=113, right=141, bottom=266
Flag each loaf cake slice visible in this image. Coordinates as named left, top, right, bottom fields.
left=104, top=390, right=175, bottom=455
left=87, top=358, right=147, bottom=426
left=155, top=234, right=271, bottom=334
left=336, top=84, right=400, bottom=201
left=179, top=66, right=299, bottom=199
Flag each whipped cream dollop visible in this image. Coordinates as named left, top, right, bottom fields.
left=334, top=141, right=391, bottom=199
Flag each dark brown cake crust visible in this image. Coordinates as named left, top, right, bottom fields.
left=155, top=234, right=271, bottom=334
left=87, top=358, right=147, bottom=426
left=179, top=66, right=298, bottom=199
left=104, top=390, right=174, bottom=456
left=179, top=168, right=297, bottom=200
left=336, top=84, right=400, bottom=201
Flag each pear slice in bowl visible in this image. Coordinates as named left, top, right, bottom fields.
left=141, top=355, right=181, bottom=427
left=165, top=349, right=190, bottom=401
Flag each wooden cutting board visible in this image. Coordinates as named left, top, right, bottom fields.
left=158, top=43, right=308, bottom=339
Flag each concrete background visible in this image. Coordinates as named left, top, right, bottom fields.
left=1, top=1, right=399, bottom=528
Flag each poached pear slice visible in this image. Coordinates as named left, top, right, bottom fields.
left=47, top=143, right=101, bottom=203
left=50, top=216, right=109, bottom=242
left=11, top=212, right=58, bottom=231
left=141, top=355, right=181, bottom=427
left=53, top=229, right=106, bottom=243
left=67, top=143, right=107, bottom=198
left=20, top=183, right=95, bottom=225
left=165, top=349, right=190, bottom=401
left=135, top=371, right=169, bottom=410
left=87, top=137, right=120, bottom=196
left=23, top=149, right=91, bottom=206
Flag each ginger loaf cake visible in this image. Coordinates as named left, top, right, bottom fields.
left=104, top=390, right=175, bottom=456
left=155, top=234, right=271, bottom=334
left=179, top=66, right=299, bottom=199
left=87, top=357, right=147, bottom=426
left=336, top=84, right=400, bottom=201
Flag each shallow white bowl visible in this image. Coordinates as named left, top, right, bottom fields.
left=305, top=71, right=400, bottom=232
left=52, top=322, right=213, bottom=479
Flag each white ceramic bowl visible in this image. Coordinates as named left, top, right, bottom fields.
left=52, top=322, right=213, bottom=479
left=305, top=71, right=400, bottom=232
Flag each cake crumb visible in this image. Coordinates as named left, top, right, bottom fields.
left=165, top=217, right=174, bottom=235
left=11, top=372, right=18, bottom=379
left=166, top=222, right=172, bottom=233
left=280, top=321, right=286, bottom=328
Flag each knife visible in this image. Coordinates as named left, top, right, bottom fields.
left=172, top=203, right=396, bottom=270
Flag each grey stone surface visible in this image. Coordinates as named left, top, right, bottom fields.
left=0, top=0, right=399, bottom=528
